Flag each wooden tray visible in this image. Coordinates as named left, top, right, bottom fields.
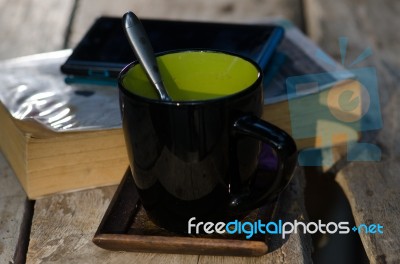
left=93, top=168, right=279, bottom=256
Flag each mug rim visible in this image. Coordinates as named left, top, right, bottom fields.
left=118, top=49, right=263, bottom=106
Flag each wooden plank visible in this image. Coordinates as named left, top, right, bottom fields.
left=336, top=162, right=400, bottom=264
left=304, top=0, right=400, bottom=121
left=0, top=0, right=75, bottom=59
left=26, top=186, right=199, bottom=263
left=0, top=0, right=75, bottom=262
left=304, top=0, right=400, bottom=262
left=67, top=0, right=304, bottom=48
left=26, top=169, right=311, bottom=263
left=0, top=152, right=27, bottom=263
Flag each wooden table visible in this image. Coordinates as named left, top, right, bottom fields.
left=0, top=0, right=399, bottom=263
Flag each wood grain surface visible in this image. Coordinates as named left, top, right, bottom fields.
left=304, top=0, right=400, bottom=262
left=0, top=0, right=75, bottom=59
left=26, top=169, right=311, bottom=264
left=0, top=152, right=26, bottom=263
left=3, top=0, right=398, bottom=262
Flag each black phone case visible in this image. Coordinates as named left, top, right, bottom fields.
left=61, top=17, right=284, bottom=79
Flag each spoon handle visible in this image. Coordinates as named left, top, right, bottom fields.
left=123, top=11, right=171, bottom=101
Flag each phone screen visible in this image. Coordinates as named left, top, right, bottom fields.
left=61, top=17, right=284, bottom=79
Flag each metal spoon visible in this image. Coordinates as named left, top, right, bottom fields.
left=122, top=11, right=171, bottom=101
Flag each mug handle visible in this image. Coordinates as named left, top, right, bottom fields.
left=228, top=115, right=298, bottom=213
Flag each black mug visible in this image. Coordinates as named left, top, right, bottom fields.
left=118, top=50, right=297, bottom=233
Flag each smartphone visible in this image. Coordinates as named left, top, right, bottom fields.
left=61, top=17, right=284, bottom=81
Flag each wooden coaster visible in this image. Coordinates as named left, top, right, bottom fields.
left=93, top=168, right=278, bottom=256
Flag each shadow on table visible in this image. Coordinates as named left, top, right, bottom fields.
left=304, top=166, right=369, bottom=264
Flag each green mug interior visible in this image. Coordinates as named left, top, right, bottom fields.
left=121, top=51, right=260, bottom=101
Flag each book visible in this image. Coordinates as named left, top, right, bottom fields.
left=0, top=51, right=128, bottom=198
left=0, top=20, right=359, bottom=198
